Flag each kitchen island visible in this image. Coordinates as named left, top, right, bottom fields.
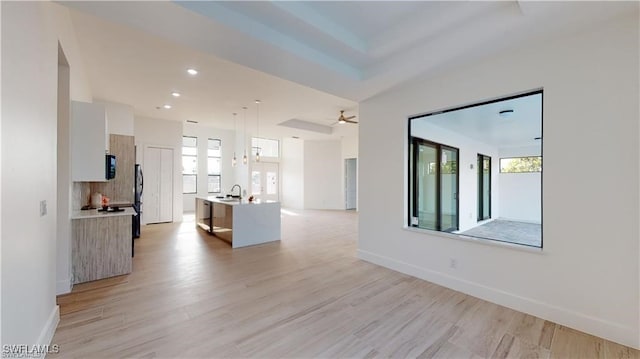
left=196, top=197, right=281, bottom=248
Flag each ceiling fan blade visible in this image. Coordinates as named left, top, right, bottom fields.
left=344, top=119, right=358, bottom=124
left=344, top=115, right=356, bottom=120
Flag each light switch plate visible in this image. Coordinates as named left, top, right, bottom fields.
left=40, top=200, right=47, bottom=216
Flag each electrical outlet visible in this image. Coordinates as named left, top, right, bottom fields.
left=449, top=258, right=457, bottom=269
left=40, top=200, right=47, bottom=217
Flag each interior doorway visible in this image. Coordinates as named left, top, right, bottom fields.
left=144, top=146, right=174, bottom=224
left=251, top=162, right=279, bottom=202
left=345, top=158, right=357, bottom=210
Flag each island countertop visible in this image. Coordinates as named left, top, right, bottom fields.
left=198, top=196, right=279, bottom=206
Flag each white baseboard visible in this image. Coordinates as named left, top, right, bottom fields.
left=56, top=278, right=72, bottom=295
left=36, top=305, right=59, bottom=348
left=357, top=249, right=638, bottom=349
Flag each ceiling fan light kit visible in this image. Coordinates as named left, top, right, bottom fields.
left=336, top=110, right=358, bottom=125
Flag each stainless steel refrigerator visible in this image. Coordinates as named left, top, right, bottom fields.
left=133, top=164, right=143, bottom=239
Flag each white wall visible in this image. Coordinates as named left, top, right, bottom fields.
left=358, top=11, right=639, bottom=349
left=182, top=123, right=235, bottom=212
left=498, top=173, right=540, bottom=223
left=134, top=116, right=183, bottom=223
left=56, top=54, right=72, bottom=296
left=341, top=135, right=358, bottom=159
left=304, top=140, right=343, bottom=209
left=52, top=3, right=94, bottom=297
left=2, top=1, right=93, bottom=349
left=412, top=121, right=500, bottom=231
left=498, top=146, right=541, bottom=223
left=99, top=100, right=134, bottom=136
left=49, top=4, right=92, bottom=104
left=281, top=138, right=304, bottom=209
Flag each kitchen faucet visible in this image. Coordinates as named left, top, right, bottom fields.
left=229, top=184, right=242, bottom=199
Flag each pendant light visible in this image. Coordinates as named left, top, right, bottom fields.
left=231, top=112, right=237, bottom=167
left=242, top=106, right=248, bottom=165
left=255, top=100, right=261, bottom=162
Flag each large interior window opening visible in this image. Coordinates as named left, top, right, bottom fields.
left=408, top=90, right=542, bottom=248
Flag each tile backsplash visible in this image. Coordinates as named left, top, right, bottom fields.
left=72, top=182, right=91, bottom=210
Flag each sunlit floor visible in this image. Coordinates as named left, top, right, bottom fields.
left=460, top=219, right=541, bottom=247
left=51, top=209, right=632, bottom=358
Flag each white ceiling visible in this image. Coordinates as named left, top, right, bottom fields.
left=65, top=6, right=358, bottom=140
left=59, top=1, right=633, bottom=139
left=418, top=92, right=542, bottom=149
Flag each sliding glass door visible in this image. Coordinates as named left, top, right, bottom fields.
left=412, top=138, right=459, bottom=232
left=416, top=142, right=438, bottom=230
left=477, top=154, right=491, bottom=221
left=440, top=146, right=458, bottom=232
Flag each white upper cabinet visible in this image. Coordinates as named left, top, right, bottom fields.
left=71, top=101, right=108, bottom=182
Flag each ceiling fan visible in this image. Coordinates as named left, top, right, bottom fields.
left=336, top=110, right=357, bottom=125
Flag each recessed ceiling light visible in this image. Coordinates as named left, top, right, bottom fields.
left=163, top=104, right=172, bottom=109
left=171, top=92, right=181, bottom=97
left=499, top=109, right=514, bottom=118
left=187, top=68, right=198, bottom=75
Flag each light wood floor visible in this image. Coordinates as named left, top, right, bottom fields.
left=52, top=209, right=638, bottom=358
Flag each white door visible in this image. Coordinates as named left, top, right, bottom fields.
left=251, top=162, right=279, bottom=202
left=144, top=146, right=174, bottom=223
left=345, top=158, right=357, bottom=210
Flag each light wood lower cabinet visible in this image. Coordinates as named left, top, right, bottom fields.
left=72, top=216, right=132, bottom=284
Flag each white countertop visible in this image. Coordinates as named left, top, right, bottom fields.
left=199, top=196, right=279, bottom=206
left=71, top=207, right=137, bottom=219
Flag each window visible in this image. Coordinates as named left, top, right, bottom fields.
left=408, top=90, right=543, bottom=248
left=208, top=139, right=221, bottom=193
left=500, top=156, right=542, bottom=173
left=251, top=137, right=279, bottom=158
left=182, top=136, right=197, bottom=194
